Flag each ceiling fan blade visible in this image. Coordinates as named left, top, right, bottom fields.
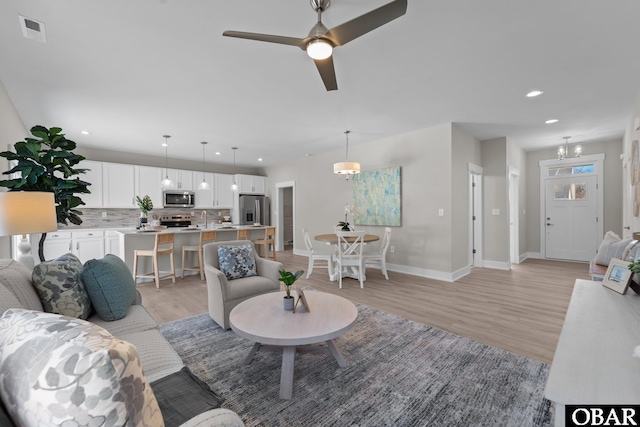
left=324, top=0, right=407, bottom=47
left=223, top=31, right=306, bottom=49
left=314, top=56, right=338, bottom=91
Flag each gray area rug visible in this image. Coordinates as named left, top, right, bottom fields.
left=160, top=303, right=552, bottom=427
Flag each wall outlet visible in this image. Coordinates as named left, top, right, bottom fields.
left=438, top=208, right=444, bottom=217
left=101, top=212, right=107, bottom=218
left=390, top=246, right=395, bottom=253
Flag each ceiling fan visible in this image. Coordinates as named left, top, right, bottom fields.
left=223, top=0, right=408, bottom=91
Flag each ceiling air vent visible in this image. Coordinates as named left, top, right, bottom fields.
left=18, top=15, right=47, bottom=43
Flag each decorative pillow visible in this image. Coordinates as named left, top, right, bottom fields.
left=217, top=244, right=257, bottom=280
left=150, top=367, right=224, bottom=427
left=595, top=231, right=631, bottom=266
left=0, top=259, right=43, bottom=312
left=81, top=254, right=136, bottom=321
left=32, top=253, right=91, bottom=319
left=0, top=309, right=164, bottom=427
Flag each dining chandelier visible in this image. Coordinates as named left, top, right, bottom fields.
left=198, top=141, right=210, bottom=190
left=557, top=136, right=582, bottom=160
left=334, top=130, right=360, bottom=180
left=160, top=135, right=174, bottom=188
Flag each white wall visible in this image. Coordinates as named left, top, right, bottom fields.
left=0, top=80, right=29, bottom=258
left=481, top=138, right=510, bottom=264
left=622, top=92, right=640, bottom=234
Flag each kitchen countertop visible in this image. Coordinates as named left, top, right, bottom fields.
left=116, top=225, right=269, bottom=235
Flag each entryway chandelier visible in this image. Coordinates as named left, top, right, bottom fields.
left=334, top=130, right=361, bottom=180
left=557, top=136, right=582, bottom=160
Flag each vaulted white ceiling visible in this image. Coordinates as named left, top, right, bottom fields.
left=1, top=0, right=639, bottom=168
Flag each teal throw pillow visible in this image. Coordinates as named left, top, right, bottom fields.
left=218, top=244, right=257, bottom=280
left=81, top=254, right=136, bottom=321
left=32, top=253, right=91, bottom=319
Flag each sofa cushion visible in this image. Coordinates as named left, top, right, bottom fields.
left=595, top=231, right=631, bottom=266
left=119, top=328, right=184, bottom=383
left=0, top=283, right=23, bottom=317
left=82, top=254, right=136, bottom=321
left=150, top=367, right=224, bottom=427
left=0, top=259, right=43, bottom=312
left=0, top=309, right=164, bottom=427
left=31, top=253, right=91, bottom=319
left=90, top=304, right=158, bottom=337
left=218, top=244, right=257, bottom=280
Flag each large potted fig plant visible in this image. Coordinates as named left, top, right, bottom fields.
left=0, top=125, right=91, bottom=261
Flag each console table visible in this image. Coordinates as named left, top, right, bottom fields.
left=544, top=279, right=640, bottom=426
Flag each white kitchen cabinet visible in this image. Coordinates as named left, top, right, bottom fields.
left=72, top=230, right=105, bottom=264
left=105, top=230, right=120, bottom=258
left=236, top=174, right=267, bottom=195
left=102, top=163, right=136, bottom=208
left=214, top=174, right=234, bottom=208
left=38, top=232, right=72, bottom=262
left=135, top=166, right=163, bottom=210
left=78, top=160, right=103, bottom=208
left=194, top=172, right=214, bottom=208
left=163, top=169, right=194, bottom=191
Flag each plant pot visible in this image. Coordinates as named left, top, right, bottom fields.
left=283, top=296, right=295, bottom=311
left=341, top=226, right=350, bottom=231
left=136, top=216, right=148, bottom=230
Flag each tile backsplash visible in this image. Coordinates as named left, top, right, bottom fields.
left=58, top=208, right=231, bottom=230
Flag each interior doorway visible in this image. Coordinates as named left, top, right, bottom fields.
left=468, top=163, right=483, bottom=267
left=275, top=181, right=295, bottom=252
left=509, top=168, right=520, bottom=264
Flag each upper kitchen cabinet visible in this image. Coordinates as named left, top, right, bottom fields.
left=77, top=160, right=103, bottom=208
left=215, top=174, right=234, bottom=208
left=236, top=174, right=267, bottom=195
left=135, top=166, right=163, bottom=210
left=163, top=169, right=194, bottom=191
left=102, top=163, right=135, bottom=208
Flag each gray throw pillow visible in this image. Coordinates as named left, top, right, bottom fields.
left=595, top=233, right=631, bottom=266
left=217, top=244, right=257, bottom=280
left=31, top=253, right=91, bottom=319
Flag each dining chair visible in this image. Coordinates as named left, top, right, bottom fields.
left=132, top=232, right=176, bottom=288
left=334, top=230, right=366, bottom=289
left=364, top=227, right=392, bottom=280
left=302, top=228, right=335, bottom=279
left=252, top=226, right=276, bottom=260
left=181, top=229, right=217, bottom=280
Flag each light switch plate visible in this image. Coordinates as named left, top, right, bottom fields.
left=492, top=209, right=500, bottom=215
left=438, top=208, right=444, bottom=217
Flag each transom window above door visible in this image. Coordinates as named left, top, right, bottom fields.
left=547, top=164, right=595, bottom=176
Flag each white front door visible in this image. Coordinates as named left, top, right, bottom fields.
left=545, top=175, right=598, bottom=261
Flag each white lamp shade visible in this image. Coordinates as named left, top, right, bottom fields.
left=333, top=161, right=361, bottom=175
left=307, top=39, right=333, bottom=60
left=198, top=180, right=210, bottom=190
left=161, top=177, right=174, bottom=188
left=0, top=192, right=57, bottom=236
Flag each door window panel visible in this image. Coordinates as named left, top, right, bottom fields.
left=554, top=183, right=587, bottom=200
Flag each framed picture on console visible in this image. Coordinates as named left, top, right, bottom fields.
left=603, top=258, right=633, bottom=295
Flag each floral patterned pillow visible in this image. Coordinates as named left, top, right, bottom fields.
left=0, top=309, right=164, bottom=427
left=218, top=244, right=257, bottom=280
left=31, top=253, right=91, bottom=319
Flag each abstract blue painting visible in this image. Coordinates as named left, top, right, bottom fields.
left=352, top=166, right=401, bottom=226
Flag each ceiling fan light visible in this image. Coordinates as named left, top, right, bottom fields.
left=307, top=39, right=332, bottom=60
left=334, top=161, right=361, bottom=175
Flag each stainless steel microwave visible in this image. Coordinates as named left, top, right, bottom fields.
left=163, top=190, right=195, bottom=208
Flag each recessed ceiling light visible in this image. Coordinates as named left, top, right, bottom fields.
left=305, top=153, right=314, bottom=157
left=526, top=90, right=544, bottom=97
left=258, top=158, right=263, bottom=162
left=545, top=119, right=559, bottom=124
left=80, top=130, right=91, bottom=135
left=215, top=152, right=221, bottom=155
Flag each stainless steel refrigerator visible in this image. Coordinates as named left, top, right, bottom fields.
left=239, top=195, right=270, bottom=225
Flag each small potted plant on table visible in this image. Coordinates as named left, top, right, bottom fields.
left=278, top=269, right=304, bottom=311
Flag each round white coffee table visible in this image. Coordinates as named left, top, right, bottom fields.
left=229, top=290, right=358, bottom=399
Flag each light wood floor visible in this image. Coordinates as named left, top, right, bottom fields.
left=137, top=250, right=591, bottom=364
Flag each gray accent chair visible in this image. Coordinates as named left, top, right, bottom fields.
left=203, top=240, right=282, bottom=329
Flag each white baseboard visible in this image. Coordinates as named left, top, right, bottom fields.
left=525, top=252, right=543, bottom=259
left=482, top=260, right=511, bottom=270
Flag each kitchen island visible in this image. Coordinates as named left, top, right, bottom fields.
left=117, top=225, right=270, bottom=282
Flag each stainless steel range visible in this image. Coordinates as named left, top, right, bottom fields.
left=159, top=214, right=192, bottom=228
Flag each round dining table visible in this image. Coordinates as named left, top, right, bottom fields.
left=314, top=233, right=380, bottom=281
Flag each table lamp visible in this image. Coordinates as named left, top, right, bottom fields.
left=0, top=192, right=57, bottom=269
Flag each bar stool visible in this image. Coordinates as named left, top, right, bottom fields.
left=237, top=228, right=249, bottom=240
left=181, top=230, right=217, bottom=280
left=252, top=226, right=276, bottom=260
left=133, top=232, right=176, bottom=288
